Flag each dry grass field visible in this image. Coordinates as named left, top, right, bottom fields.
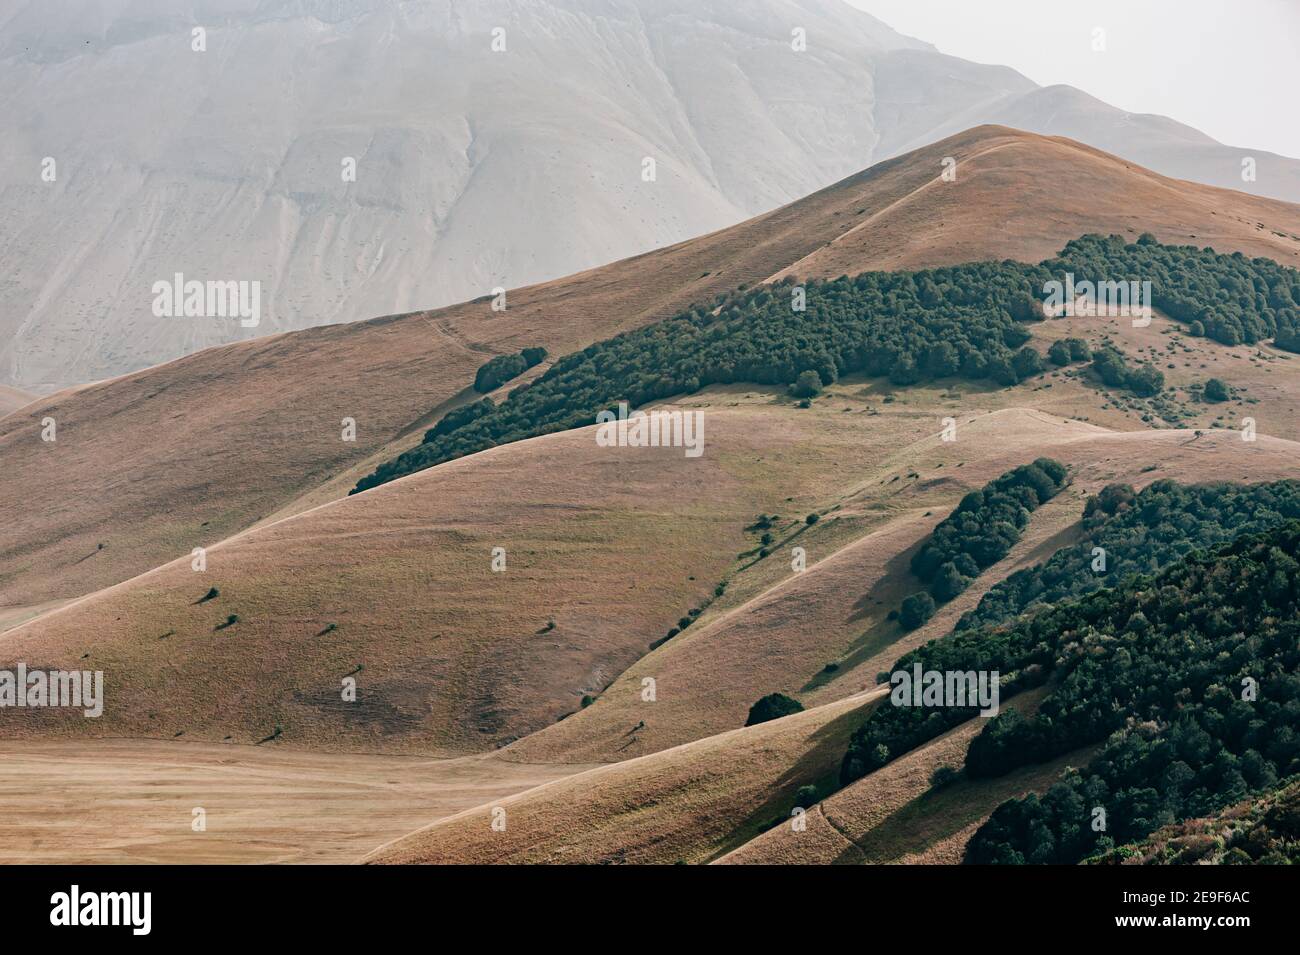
left=0, top=385, right=35, bottom=419
left=4, top=126, right=1300, bottom=612
left=367, top=687, right=887, bottom=865
left=0, top=740, right=588, bottom=864
left=5, top=127, right=1300, bottom=864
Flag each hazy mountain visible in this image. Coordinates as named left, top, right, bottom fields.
left=871, top=49, right=1300, bottom=200
left=3, top=0, right=1298, bottom=391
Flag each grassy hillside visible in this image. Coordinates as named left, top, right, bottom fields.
left=0, top=385, right=35, bottom=419
left=7, top=127, right=1300, bottom=864
left=5, top=126, right=1300, bottom=613
left=354, top=234, right=1300, bottom=493
left=366, top=688, right=885, bottom=865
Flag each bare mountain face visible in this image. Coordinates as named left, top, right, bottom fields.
left=2, top=0, right=1298, bottom=392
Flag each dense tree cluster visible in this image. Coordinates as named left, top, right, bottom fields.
left=1053, top=232, right=1300, bottom=349
left=963, top=522, right=1300, bottom=862
left=427, top=397, right=495, bottom=439
left=1090, top=345, right=1165, bottom=397
left=1088, top=775, right=1300, bottom=865
left=957, top=479, right=1300, bottom=634
left=844, top=462, right=1066, bottom=777
left=354, top=236, right=1296, bottom=493
left=354, top=262, right=1052, bottom=492
left=1047, top=337, right=1091, bottom=366
left=843, top=485, right=1300, bottom=795
left=472, top=346, right=548, bottom=393
left=848, top=521, right=1300, bottom=858
left=905, top=459, right=1068, bottom=611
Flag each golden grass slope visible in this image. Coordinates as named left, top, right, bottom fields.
left=9, top=364, right=1300, bottom=762
left=5, top=126, right=1300, bottom=612
left=507, top=400, right=1300, bottom=765
left=2, top=409, right=774, bottom=753
left=0, top=740, right=590, bottom=864
left=714, top=689, right=1099, bottom=865
left=770, top=129, right=1300, bottom=279
left=4, top=393, right=931, bottom=754
left=366, top=687, right=887, bottom=865
left=0, top=385, right=36, bottom=419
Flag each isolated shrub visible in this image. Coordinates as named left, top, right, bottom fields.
left=1126, top=363, right=1165, bottom=397
left=1065, top=338, right=1092, bottom=362
left=899, top=592, right=936, bottom=630
left=805, top=513, right=820, bottom=526
left=1204, top=378, right=1230, bottom=402
left=930, top=765, right=962, bottom=789
left=793, top=784, right=819, bottom=808
left=745, top=692, right=804, bottom=726
left=1047, top=340, right=1072, bottom=366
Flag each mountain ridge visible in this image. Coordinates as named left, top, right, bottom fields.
left=5, top=0, right=1300, bottom=391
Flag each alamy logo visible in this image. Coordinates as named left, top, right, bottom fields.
left=890, top=664, right=1000, bottom=717
left=0, top=664, right=103, bottom=717
left=152, top=273, right=261, bottom=328
left=596, top=401, right=704, bottom=457
left=1042, top=272, right=1152, bottom=327
left=50, top=885, right=151, bottom=935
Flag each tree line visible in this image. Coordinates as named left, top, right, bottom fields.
left=957, top=478, right=1300, bottom=634
left=354, top=235, right=1299, bottom=494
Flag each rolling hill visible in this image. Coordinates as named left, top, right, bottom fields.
left=5, top=125, right=1300, bottom=620
left=6, top=0, right=1300, bottom=392
left=7, top=125, right=1300, bottom=864
left=0, top=384, right=34, bottom=418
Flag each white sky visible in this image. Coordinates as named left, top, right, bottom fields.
left=846, top=0, right=1300, bottom=159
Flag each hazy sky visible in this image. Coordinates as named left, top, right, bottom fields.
left=847, top=0, right=1300, bottom=159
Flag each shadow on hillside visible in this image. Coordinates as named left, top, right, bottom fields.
left=801, top=539, right=923, bottom=693
left=706, top=695, right=883, bottom=862
left=833, top=743, right=1099, bottom=865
